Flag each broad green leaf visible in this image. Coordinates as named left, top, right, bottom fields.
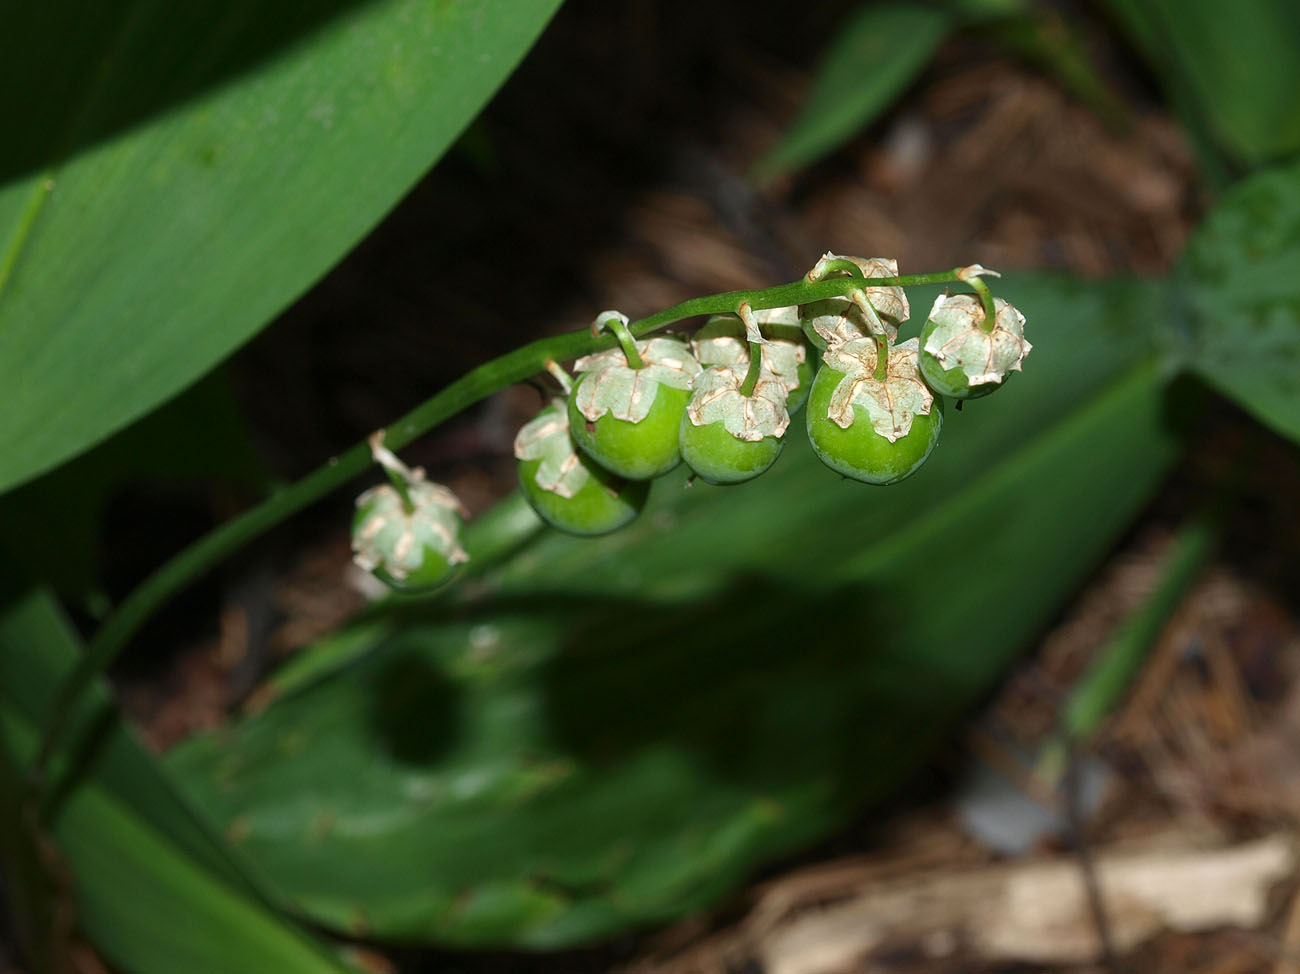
left=1102, top=0, right=1300, bottom=171
left=1179, top=160, right=1300, bottom=444
left=752, top=2, right=949, bottom=183
left=168, top=273, right=1182, bottom=947
left=0, top=589, right=349, bottom=973
left=0, top=0, right=563, bottom=495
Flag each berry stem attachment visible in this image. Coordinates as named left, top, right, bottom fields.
left=740, top=340, right=764, bottom=398
left=735, top=301, right=766, bottom=398
left=850, top=291, right=891, bottom=381
left=384, top=467, right=415, bottom=514
left=592, top=311, right=644, bottom=369
left=544, top=359, right=574, bottom=395
left=369, top=431, right=419, bottom=514
left=872, top=332, right=890, bottom=381
left=957, top=265, right=1001, bottom=334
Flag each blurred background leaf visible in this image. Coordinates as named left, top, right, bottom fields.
left=166, top=273, right=1185, bottom=947
left=752, top=2, right=950, bottom=184
left=0, top=371, right=270, bottom=613
left=1179, top=160, right=1300, bottom=445
left=753, top=0, right=1134, bottom=184
left=0, top=588, right=350, bottom=973
left=0, top=0, right=563, bottom=496
left=1101, top=0, right=1300, bottom=179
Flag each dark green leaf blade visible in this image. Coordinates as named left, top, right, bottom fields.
left=0, top=0, right=563, bottom=495
left=0, top=589, right=350, bottom=973
left=752, top=2, right=949, bottom=183
left=1102, top=0, right=1300, bottom=171
left=1179, top=159, right=1300, bottom=444
left=168, top=273, right=1182, bottom=947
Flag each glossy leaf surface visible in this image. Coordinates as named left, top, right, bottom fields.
left=0, top=0, right=563, bottom=494
left=168, top=274, right=1181, bottom=946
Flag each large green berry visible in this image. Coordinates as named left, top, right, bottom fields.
left=918, top=293, right=1031, bottom=400
left=678, top=365, right=789, bottom=485
left=691, top=310, right=814, bottom=414
left=798, top=254, right=909, bottom=351
left=514, top=400, right=649, bottom=535
left=805, top=337, right=943, bottom=485
left=567, top=336, right=700, bottom=480
left=351, top=481, right=468, bottom=592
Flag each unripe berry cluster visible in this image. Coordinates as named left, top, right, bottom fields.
left=351, top=255, right=1030, bottom=590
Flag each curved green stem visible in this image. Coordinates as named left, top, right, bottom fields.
left=967, top=275, right=998, bottom=334
left=739, top=340, right=764, bottom=398
left=848, top=290, right=891, bottom=382
left=872, top=332, right=890, bottom=382
left=543, top=359, right=573, bottom=395
left=33, top=264, right=978, bottom=783
left=383, top=466, right=415, bottom=514
left=593, top=312, right=644, bottom=369
left=808, top=256, right=866, bottom=281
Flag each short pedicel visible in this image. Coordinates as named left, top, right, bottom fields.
left=691, top=311, right=814, bottom=413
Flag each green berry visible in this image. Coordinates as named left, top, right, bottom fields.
left=567, top=336, right=700, bottom=480
left=679, top=415, right=782, bottom=485
left=805, top=337, right=943, bottom=485
left=568, top=382, right=691, bottom=480
left=678, top=365, right=789, bottom=485
left=918, top=293, right=1031, bottom=400
left=351, top=481, right=468, bottom=592
left=514, top=400, right=649, bottom=535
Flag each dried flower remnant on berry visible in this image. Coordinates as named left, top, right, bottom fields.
left=822, top=337, right=936, bottom=442
left=352, top=481, right=469, bottom=582
left=801, top=254, right=909, bottom=348
left=922, top=293, right=1031, bottom=389
left=571, top=336, right=701, bottom=424
left=686, top=365, right=791, bottom=441
left=692, top=313, right=807, bottom=395
left=513, top=398, right=591, bottom=498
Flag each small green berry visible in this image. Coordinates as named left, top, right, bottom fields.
left=514, top=400, right=649, bottom=535
left=351, top=480, right=468, bottom=592
left=678, top=365, right=789, bottom=485
left=805, top=337, right=943, bottom=485
left=567, top=336, right=700, bottom=480
left=919, top=293, right=1031, bottom=399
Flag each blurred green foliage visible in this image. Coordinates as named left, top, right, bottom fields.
left=752, top=2, right=950, bottom=183
left=1180, top=160, right=1300, bottom=445
left=1103, top=0, right=1300, bottom=176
